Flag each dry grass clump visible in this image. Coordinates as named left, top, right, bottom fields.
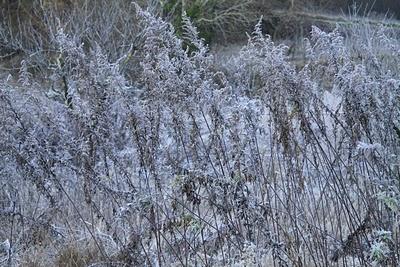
left=55, top=244, right=102, bottom=267
left=18, top=242, right=104, bottom=267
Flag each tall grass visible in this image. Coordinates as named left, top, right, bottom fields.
left=0, top=2, right=399, bottom=266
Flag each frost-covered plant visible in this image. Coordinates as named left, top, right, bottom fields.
left=369, top=230, right=394, bottom=266
left=18, top=60, right=32, bottom=86
left=1, top=2, right=400, bottom=266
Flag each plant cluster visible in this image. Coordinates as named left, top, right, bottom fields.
left=0, top=1, right=400, bottom=266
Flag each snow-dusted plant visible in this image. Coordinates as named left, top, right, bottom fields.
left=1, top=2, right=400, bottom=266
left=370, top=230, right=393, bottom=266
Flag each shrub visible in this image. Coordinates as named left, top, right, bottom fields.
left=160, top=0, right=253, bottom=43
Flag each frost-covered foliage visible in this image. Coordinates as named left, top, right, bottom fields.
left=0, top=3, right=400, bottom=267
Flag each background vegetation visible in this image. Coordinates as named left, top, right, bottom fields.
left=1, top=0, right=399, bottom=46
